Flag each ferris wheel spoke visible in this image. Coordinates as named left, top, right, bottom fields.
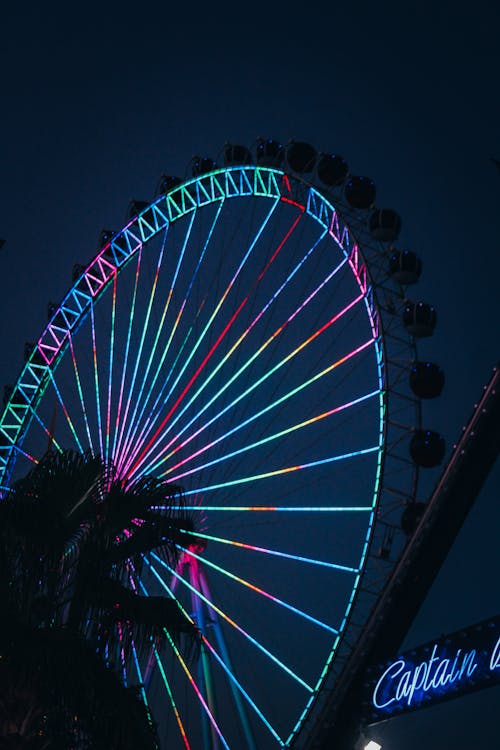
left=135, top=290, right=367, bottom=481
left=113, top=229, right=168, bottom=465
left=130, top=566, right=194, bottom=748
left=126, top=227, right=335, bottom=480
left=167, top=505, right=372, bottom=512
left=163, top=389, right=379, bottom=484
left=121, top=222, right=329, bottom=481
left=68, top=334, right=95, bottom=455
left=126, top=234, right=348, bottom=481
left=48, top=370, right=85, bottom=454
left=104, top=271, right=117, bottom=464
left=146, top=554, right=314, bottom=694
left=176, top=529, right=359, bottom=574
left=119, top=200, right=227, bottom=474
left=129, top=636, right=159, bottom=741
left=126, top=197, right=283, bottom=479
left=179, top=444, right=380, bottom=497
left=26, top=406, right=63, bottom=455
left=147, top=329, right=372, bottom=481
left=145, top=558, right=282, bottom=748
left=111, top=245, right=143, bottom=463
left=154, top=644, right=193, bottom=750
left=176, top=543, right=338, bottom=635
left=199, top=627, right=284, bottom=747
left=165, top=629, right=232, bottom=750
left=112, top=225, right=168, bottom=468
left=196, top=567, right=273, bottom=749
left=117, top=209, right=200, bottom=471
left=89, top=303, right=104, bottom=459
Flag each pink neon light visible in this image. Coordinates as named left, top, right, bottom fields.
left=280, top=174, right=305, bottom=210
left=122, top=207, right=306, bottom=478
left=153, top=294, right=366, bottom=477
left=257, top=209, right=303, bottom=282
left=126, top=296, right=248, bottom=478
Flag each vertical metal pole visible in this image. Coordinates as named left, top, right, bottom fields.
left=189, top=556, right=220, bottom=750
left=199, top=568, right=257, bottom=750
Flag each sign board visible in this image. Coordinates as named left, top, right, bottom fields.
left=363, top=614, right=500, bottom=723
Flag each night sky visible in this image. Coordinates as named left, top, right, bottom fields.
left=2, top=3, right=499, bottom=748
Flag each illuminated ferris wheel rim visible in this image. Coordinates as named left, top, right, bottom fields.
left=0, top=148, right=439, bottom=749
left=0, top=165, right=387, bottom=493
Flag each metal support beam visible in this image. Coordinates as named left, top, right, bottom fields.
left=301, top=363, right=500, bottom=749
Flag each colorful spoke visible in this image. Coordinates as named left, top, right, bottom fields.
left=178, top=444, right=379, bottom=497
left=48, top=371, right=85, bottom=454
left=131, top=254, right=354, bottom=479
left=113, top=228, right=168, bottom=471
left=104, top=270, right=117, bottom=464
left=176, top=543, right=338, bottom=634
left=117, top=210, right=198, bottom=470
left=140, top=294, right=369, bottom=480
left=152, top=643, right=192, bottom=750
left=68, top=334, right=94, bottom=455
left=90, top=302, right=104, bottom=459
left=127, top=196, right=282, bottom=478
left=146, top=554, right=314, bottom=694
left=141, top=563, right=277, bottom=747
left=161, top=505, right=372, bottom=512
left=163, top=390, right=379, bottom=483
left=178, top=529, right=359, bottom=573
left=111, top=244, right=143, bottom=464
left=0, top=165, right=400, bottom=749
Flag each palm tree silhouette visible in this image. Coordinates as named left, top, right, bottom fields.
left=0, top=449, right=197, bottom=748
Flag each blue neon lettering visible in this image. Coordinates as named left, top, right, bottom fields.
left=490, top=636, right=500, bottom=670
left=372, top=660, right=405, bottom=709
left=372, top=645, right=479, bottom=710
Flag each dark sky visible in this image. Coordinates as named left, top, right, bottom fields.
left=2, top=2, right=499, bottom=748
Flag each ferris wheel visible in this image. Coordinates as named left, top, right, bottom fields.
left=0, top=139, right=445, bottom=748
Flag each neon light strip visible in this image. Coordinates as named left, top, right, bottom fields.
left=142, top=289, right=366, bottom=479
left=111, top=245, right=143, bottom=464
left=141, top=563, right=280, bottom=746
left=105, top=271, right=117, bottom=464
left=126, top=319, right=194, bottom=477
left=127, top=197, right=281, bottom=478
left=114, top=228, right=168, bottom=471
left=170, top=225, right=329, bottom=429
left=130, top=639, right=148, bottom=706
left=179, top=529, right=358, bottom=573
left=177, top=444, right=378, bottom=498
left=166, top=390, right=378, bottom=482
left=48, top=371, right=84, bottom=453
left=118, top=200, right=225, bottom=476
left=257, top=207, right=304, bottom=282
left=133, top=226, right=333, bottom=480
left=200, top=620, right=283, bottom=745
left=196, top=567, right=258, bottom=750
left=8, top=444, right=38, bottom=464
left=118, top=210, right=198, bottom=468
left=189, top=562, right=218, bottom=750
left=146, top=555, right=313, bottom=693
left=28, top=408, right=63, bottom=454
left=164, top=630, right=231, bottom=750
left=90, top=302, right=104, bottom=459
left=138, top=296, right=248, bottom=476
left=161, top=505, right=372, bottom=512
left=178, top=543, right=338, bottom=634
left=68, top=334, right=94, bottom=455
left=129, top=567, right=193, bottom=748
left=152, top=643, right=192, bottom=749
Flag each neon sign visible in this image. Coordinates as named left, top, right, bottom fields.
left=365, top=615, right=500, bottom=721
